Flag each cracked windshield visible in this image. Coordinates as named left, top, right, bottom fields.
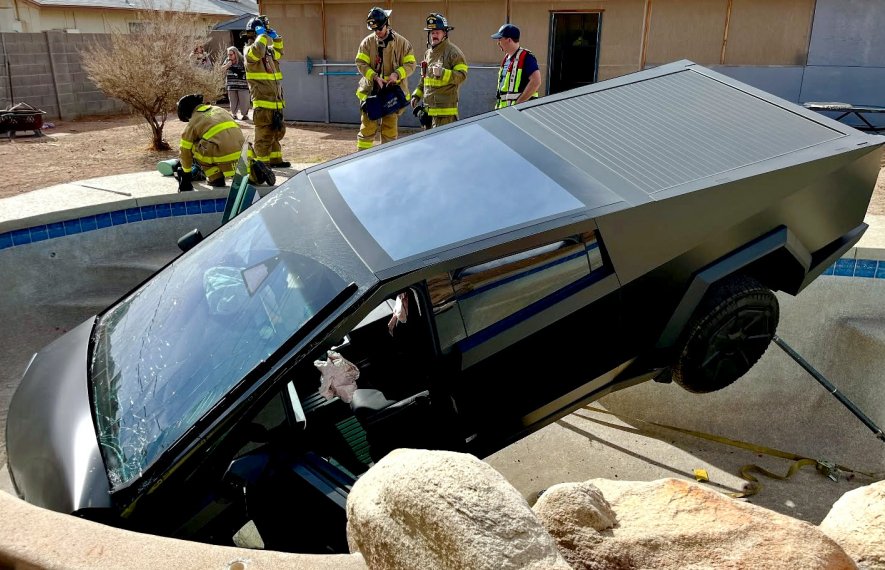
left=90, top=184, right=374, bottom=489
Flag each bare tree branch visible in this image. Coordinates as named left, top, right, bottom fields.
left=81, top=2, right=225, bottom=150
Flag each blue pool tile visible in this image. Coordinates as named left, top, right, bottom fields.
left=63, top=219, right=82, bottom=235
left=79, top=215, right=97, bottom=232
left=834, top=258, right=856, bottom=277
left=141, top=205, right=157, bottom=220
left=854, top=259, right=877, bottom=278
left=877, top=264, right=885, bottom=279
left=11, top=228, right=32, bottom=245
left=155, top=203, right=172, bottom=218
left=171, top=202, right=187, bottom=216
left=822, top=264, right=834, bottom=276
left=0, top=233, right=12, bottom=249
left=29, top=225, right=49, bottom=242
left=185, top=201, right=201, bottom=215
left=96, top=212, right=112, bottom=228
left=111, top=210, right=127, bottom=226
left=125, top=208, right=142, bottom=223
left=47, top=222, right=66, bottom=238
left=200, top=200, right=215, bottom=214
left=215, top=198, right=226, bottom=212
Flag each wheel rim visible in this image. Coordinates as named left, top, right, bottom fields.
left=698, top=304, right=775, bottom=382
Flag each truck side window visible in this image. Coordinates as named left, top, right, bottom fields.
left=452, top=231, right=606, bottom=337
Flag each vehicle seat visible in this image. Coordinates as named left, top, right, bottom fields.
left=350, top=388, right=431, bottom=461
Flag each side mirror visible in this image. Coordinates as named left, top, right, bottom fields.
left=177, top=228, right=204, bottom=252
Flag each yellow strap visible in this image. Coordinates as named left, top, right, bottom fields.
left=253, top=100, right=285, bottom=109
left=202, top=120, right=237, bottom=141
left=356, top=52, right=371, bottom=64
left=355, top=90, right=368, bottom=101
left=411, top=88, right=423, bottom=99
left=453, top=63, right=468, bottom=73
left=582, top=406, right=882, bottom=498
left=179, top=139, right=194, bottom=150
left=396, top=66, right=406, bottom=81
left=364, top=68, right=376, bottom=81
left=246, top=71, right=277, bottom=81
left=357, top=139, right=373, bottom=149
left=194, top=149, right=242, bottom=164
left=424, top=77, right=449, bottom=88
left=403, top=54, right=416, bottom=64
left=427, top=107, right=457, bottom=116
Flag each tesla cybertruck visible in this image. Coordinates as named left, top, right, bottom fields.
left=7, top=60, right=882, bottom=552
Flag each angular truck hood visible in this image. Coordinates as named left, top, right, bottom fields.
left=6, top=318, right=111, bottom=512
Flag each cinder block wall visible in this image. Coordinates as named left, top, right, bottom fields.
left=0, top=32, right=128, bottom=120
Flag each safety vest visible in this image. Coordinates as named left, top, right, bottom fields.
left=495, top=48, right=539, bottom=109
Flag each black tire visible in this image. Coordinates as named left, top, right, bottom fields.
left=672, top=275, right=778, bottom=394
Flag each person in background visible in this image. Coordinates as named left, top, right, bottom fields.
left=191, top=45, right=212, bottom=70
left=223, top=46, right=250, bottom=121
left=491, top=24, right=541, bottom=109
left=354, top=7, right=416, bottom=150
left=410, top=13, right=468, bottom=129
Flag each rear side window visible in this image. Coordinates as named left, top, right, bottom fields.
left=452, top=231, right=607, bottom=337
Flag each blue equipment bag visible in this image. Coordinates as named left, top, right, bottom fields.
left=361, top=85, right=408, bottom=120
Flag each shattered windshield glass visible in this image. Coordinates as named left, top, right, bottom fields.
left=90, top=181, right=375, bottom=490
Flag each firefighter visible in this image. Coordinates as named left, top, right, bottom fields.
left=491, top=23, right=541, bottom=109
left=355, top=7, right=417, bottom=150
left=244, top=15, right=290, bottom=169
left=410, top=13, right=468, bottom=129
left=176, top=93, right=246, bottom=192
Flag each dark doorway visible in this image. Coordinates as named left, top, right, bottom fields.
left=547, top=12, right=601, bottom=95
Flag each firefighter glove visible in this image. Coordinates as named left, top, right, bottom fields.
left=255, top=25, right=267, bottom=36
left=267, top=28, right=278, bottom=39
left=177, top=170, right=194, bottom=193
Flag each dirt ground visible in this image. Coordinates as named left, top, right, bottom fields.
left=0, top=113, right=360, bottom=200
left=0, top=113, right=884, bottom=214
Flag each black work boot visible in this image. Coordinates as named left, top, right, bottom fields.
left=208, top=177, right=227, bottom=188
left=271, top=161, right=292, bottom=169
left=252, top=161, right=276, bottom=186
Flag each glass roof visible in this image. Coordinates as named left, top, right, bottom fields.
left=327, top=124, right=585, bottom=261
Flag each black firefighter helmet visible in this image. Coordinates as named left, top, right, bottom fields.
left=366, top=7, right=391, bottom=31
left=246, top=15, right=270, bottom=35
left=177, top=93, right=204, bottom=122
left=424, top=13, right=453, bottom=32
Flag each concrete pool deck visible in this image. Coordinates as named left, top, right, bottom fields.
left=0, top=166, right=883, bottom=546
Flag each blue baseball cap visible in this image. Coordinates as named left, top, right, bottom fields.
left=491, top=24, right=520, bottom=41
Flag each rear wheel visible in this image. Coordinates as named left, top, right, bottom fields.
left=672, top=275, right=778, bottom=393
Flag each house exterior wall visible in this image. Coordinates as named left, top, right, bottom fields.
left=7, top=2, right=228, bottom=35
left=262, top=0, right=883, bottom=126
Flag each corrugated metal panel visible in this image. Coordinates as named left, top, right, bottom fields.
left=521, top=69, right=844, bottom=195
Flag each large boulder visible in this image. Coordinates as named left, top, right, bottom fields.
left=534, top=478, right=856, bottom=569
left=820, top=480, right=885, bottom=569
left=532, top=481, right=617, bottom=568
left=346, top=449, right=571, bottom=570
